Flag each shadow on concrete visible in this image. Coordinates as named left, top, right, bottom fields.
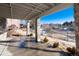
left=0, top=42, right=71, bottom=56
left=0, top=38, right=43, bottom=43
left=0, top=40, right=19, bottom=43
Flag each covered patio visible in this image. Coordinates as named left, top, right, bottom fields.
left=0, top=3, right=79, bottom=56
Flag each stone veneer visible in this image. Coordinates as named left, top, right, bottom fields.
left=74, top=4, right=79, bottom=55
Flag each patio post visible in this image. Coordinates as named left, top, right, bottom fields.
left=74, top=4, right=79, bottom=55
left=27, top=20, right=30, bottom=35
left=35, top=18, right=41, bottom=42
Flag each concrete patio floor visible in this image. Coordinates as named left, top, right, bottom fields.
left=0, top=36, right=69, bottom=56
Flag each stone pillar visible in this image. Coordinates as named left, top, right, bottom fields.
left=27, top=20, right=30, bottom=35
left=35, top=18, right=41, bottom=42
left=74, top=4, right=79, bottom=55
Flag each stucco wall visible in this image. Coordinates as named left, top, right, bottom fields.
left=6, top=18, right=20, bottom=29
left=0, top=32, right=7, bottom=41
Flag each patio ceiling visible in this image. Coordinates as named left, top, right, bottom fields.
left=0, top=3, right=73, bottom=20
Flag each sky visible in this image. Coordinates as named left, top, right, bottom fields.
left=40, top=5, right=74, bottom=24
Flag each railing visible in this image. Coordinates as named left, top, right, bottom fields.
left=42, top=29, right=75, bottom=43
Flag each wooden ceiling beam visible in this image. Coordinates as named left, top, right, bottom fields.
left=11, top=4, right=43, bottom=13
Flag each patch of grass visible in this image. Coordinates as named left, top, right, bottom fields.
left=27, top=33, right=33, bottom=36
left=43, top=37, right=48, bottom=43
left=66, top=47, right=76, bottom=55
left=53, top=42, right=59, bottom=48
left=29, top=33, right=33, bottom=36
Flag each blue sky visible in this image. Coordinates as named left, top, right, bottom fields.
left=40, top=5, right=74, bottom=24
